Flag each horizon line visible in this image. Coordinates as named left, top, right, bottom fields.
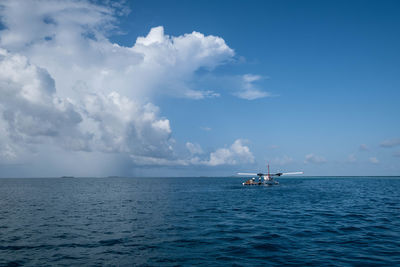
left=0, top=175, right=400, bottom=179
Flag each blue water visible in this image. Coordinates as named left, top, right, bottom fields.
left=0, top=177, right=399, bottom=266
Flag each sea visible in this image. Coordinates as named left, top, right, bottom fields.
left=0, top=177, right=399, bottom=266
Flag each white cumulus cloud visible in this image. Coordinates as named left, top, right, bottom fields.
left=205, top=139, right=255, bottom=166
left=186, top=142, right=203, bottom=155
left=0, top=49, right=87, bottom=150
left=235, top=74, right=271, bottom=100
left=0, top=0, right=257, bottom=173
left=130, top=139, right=254, bottom=167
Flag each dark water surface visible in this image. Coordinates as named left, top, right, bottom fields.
left=0, top=177, right=399, bottom=266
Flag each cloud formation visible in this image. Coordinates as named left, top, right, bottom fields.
left=0, top=0, right=256, bottom=173
left=205, top=139, right=255, bottom=166
left=304, top=154, right=326, bottom=164
left=0, top=49, right=87, bottom=151
left=186, top=142, right=203, bottom=155
left=0, top=0, right=234, bottom=100
left=380, top=138, right=400, bottom=148
left=235, top=74, right=271, bottom=100
left=130, top=139, right=254, bottom=167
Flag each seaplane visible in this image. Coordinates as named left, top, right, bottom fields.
left=238, top=164, right=303, bottom=186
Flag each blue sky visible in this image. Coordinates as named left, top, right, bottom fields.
left=0, top=0, right=399, bottom=177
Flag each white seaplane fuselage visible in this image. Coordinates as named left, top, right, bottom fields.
left=242, top=175, right=279, bottom=186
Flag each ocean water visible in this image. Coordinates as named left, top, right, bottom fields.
left=0, top=177, right=399, bottom=266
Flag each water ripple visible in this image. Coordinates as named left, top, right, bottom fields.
left=0, top=177, right=399, bottom=266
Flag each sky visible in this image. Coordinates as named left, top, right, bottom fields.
left=0, top=0, right=399, bottom=177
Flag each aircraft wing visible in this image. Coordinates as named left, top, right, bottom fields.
left=281, top=172, right=303, bottom=175
left=237, top=173, right=257, bottom=176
